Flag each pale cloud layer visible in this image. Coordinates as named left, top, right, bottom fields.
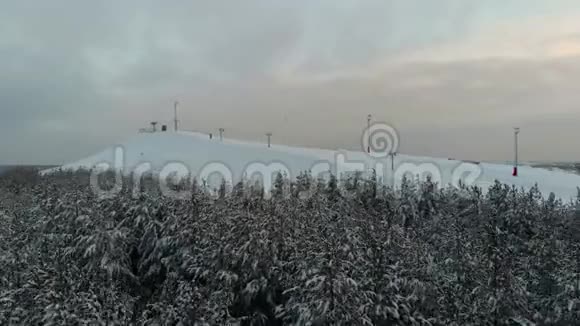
left=1, top=1, right=580, bottom=164
left=397, top=15, right=580, bottom=62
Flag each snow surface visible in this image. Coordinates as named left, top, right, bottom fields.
left=44, top=131, right=580, bottom=201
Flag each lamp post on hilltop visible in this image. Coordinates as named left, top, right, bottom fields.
left=513, top=127, right=520, bottom=176
left=367, top=114, right=372, bottom=154
left=266, top=132, right=272, bottom=148
left=390, top=151, right=397, bottom=171
left=174, top=101, right=179, bottom=131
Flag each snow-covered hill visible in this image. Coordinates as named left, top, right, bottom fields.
left=45, top=131, right=580, bottom=201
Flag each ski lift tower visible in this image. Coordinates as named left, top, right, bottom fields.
left=513, top=127, right=520, bottom=176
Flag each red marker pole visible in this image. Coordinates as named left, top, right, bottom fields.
left=513, top=127, right=520, bottom=176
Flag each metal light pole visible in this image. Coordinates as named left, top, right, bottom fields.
left=266, top=132, right=272, bottom=148
left=367, top=114, right=372, bottom=154
left=219, top=128, right=224, bottom=141
left=513, top=127, right=520, bottom=176
left=174, top=101, right=179, bottom=131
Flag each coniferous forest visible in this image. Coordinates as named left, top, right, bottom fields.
left=2, top=169, right=580, bottom=325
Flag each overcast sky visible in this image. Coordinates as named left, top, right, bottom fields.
left=2, top=0, right=580, bottom=165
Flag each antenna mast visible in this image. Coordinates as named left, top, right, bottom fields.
left=174, top=101, right=179, bottom=131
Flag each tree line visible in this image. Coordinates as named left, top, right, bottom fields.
left=1, top=168, right=580, bottom=325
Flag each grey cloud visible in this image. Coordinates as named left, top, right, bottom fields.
left=1, top=0, right=580, bottom=164
left=163, top=57, right=580, bottom=162
left=0, top=49, right=99, bottom=128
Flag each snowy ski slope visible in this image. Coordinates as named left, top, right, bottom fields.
left=45, top=131, right=580, bottom=201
